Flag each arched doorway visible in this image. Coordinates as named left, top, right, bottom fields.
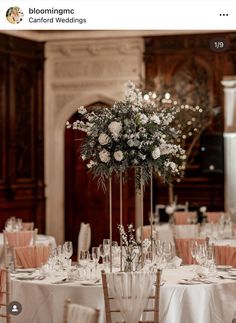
left=64, top=102, right=136, bottom=256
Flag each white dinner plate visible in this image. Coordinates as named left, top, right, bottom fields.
left=14, top=268, right=35, bottom=273
left=228, top=270, right=236, bottom=277
left=178, top=279, right=201, bottom=285
left=216, top=265, right=233, bottom=271
left=80, top=281, right=101, bottom=286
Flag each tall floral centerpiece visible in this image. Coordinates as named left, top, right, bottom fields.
left=68, top=81, right=186, bottom=186
left=67, top=81, right=187, bottom=271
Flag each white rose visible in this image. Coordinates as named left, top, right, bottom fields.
left=108, top=121, right=122, bottom=140
left=87, top=160, right=97, bottom=169
left=150, top=114, right=161, bottom=124
left=151, top=147, right=160, bottom=159
left=169, top=162, right=177, bottom=171
left=98, top=133, right=110, bottom=145
left=200, top=206, right=207, bottom=213
left=139, top=113, right=148, bottom=124
left=114, top=150, right=124, bottom=162
left=99, top=149, right=110, bottom=163
left=78, top=106, right=87, bottom=115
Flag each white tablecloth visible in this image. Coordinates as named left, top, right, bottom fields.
left=8, top=266, right=236, bottom=323
left=0, top=233, right=57, bottom=262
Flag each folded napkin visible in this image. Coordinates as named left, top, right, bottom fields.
left=170, top=256, right=182, bottom=268
left=195, top=265, right=209, bottom=277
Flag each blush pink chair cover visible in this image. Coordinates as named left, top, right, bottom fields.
left=143, top=226, right=151, bottom=240
left=22, top=222, right=34, bottom=231
left=174, top=212, right=197, bottom=225
left=175, top=238, right=205, bottom=264
left=206, top=212, right=223, bottom=224
left=4, top=231, right=34, bottom=247
left=14, top=245, right=50, bottom=268
left=214, top=245, right=236, bottom=267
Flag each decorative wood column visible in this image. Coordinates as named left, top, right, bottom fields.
left=221, top=77, right=236, bottom=215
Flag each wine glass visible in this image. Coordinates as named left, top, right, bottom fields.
left=112, top=241, right=120, bottom=267
left=99, top=244, right=105, bottom=264
left=63, top=241, right=73, bottom=259
left=92, top=247, right=100, bottom=277
left=162, top=242, right=173, bottom=263
left=190, top=240, right=198, bottom=262
left=79, top=250, right=89, bottom=279
left=87, top=257, right=96, bottom=280
left=103, top=239, right=110, bottom=257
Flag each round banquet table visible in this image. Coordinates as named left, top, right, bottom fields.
left=9, top=266, right=236, bottom=323
left=0, top=233, right=57, bottom=262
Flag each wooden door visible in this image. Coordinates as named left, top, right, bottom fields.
left=65, top=104, right=135, bottom=256
left=0, top=34, right=45, bottom=232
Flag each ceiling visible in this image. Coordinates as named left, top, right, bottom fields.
left=0, top=30, right=232, bottom=42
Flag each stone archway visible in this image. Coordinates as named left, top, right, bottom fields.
left=45, top=94, right=117, bottom=244
left=44, top=37, right=144, bottom=244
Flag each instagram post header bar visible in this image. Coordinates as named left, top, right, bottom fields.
left=0, top=0, right=236, bottom=30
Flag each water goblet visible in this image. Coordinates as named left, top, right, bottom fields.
left=63, top=241, right=73, bottom=259
left=92, top=247, right=100, bottom=277
left=79, top=250, right=89, bottom=279
left=103, top=239, right=110, bottom=257
left=99, top=244, right=106, bottom=267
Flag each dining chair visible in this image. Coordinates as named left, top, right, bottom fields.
left=101, top=269, right=161, bottom=323
left=13, top=245, right=50, bottom=269
left=0, top=268, right=11, bottom=323
left=22, top=222, right=34, bottom=231
left=63, top=298, right=100, bottom=323
left=3, top=229, right=38, bottom=268
left=173, top=211, right=197, bottom=225
left=205, top=212, right=223, bottom=224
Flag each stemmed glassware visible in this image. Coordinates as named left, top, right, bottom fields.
left=63, top=241, right=73, bottom=266
left=190, top=240, right=198, bottom=263
left=111, top=241, right=120, bottom=267
left=162, top=242, right=173, bottom=263
left=99, top=244, right=106, bottom=266
left=79, top=250, right=89, bottom=279
left=103, top=239, right=110, bottom=257
left=92, top=247, right=100, bottom=278
left=103, top=239, right=111, bottom=268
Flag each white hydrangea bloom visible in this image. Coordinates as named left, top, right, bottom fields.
left=98, top=133, right=110, bottom=145
left=150, top=114, right=161, bottom=124
left=99, top=149, right=110, bottom=163
left=87, top=160, right=97, bottom=168
left=108, top=121, right=122, bottom=140
left=151, top=147, right=161, bottom=159
left=139, top=113, right=148, bottom=125
left=114, top=150, right=124, bottom=162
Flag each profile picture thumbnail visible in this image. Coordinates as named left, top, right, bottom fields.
left=6, top=6, right=24, bottom=24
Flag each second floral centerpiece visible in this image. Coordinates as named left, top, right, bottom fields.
left=118, top=224, right=151, bottom=272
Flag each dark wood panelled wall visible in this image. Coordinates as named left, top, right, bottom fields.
left=0, top=34, right=45, bottom=232
left=144, top=33, right=236, bottom=216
